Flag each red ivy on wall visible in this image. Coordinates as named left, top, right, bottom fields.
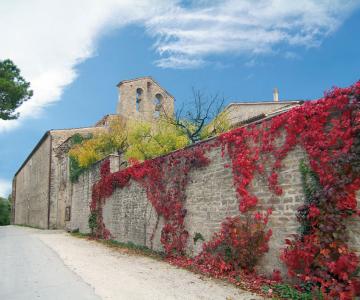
left=90, top=81, right=360, bottom=299
left=216, top=81, right=360, bottom=298
left=91, top=147, right=210, bottom=254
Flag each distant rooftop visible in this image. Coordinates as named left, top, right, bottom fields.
left=225, top=100, right=302, bottom=107
left=224, top=100, right=303, bottom=127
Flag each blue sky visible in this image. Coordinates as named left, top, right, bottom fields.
left=0, top=0, right=360, bottom=197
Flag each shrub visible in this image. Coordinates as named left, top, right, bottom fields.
left=264, top=283, right=323, bottom=300
left=88, top=212, right=97, bottom=235
left=0, top=196, right=11, bottom=225
left=194, top=212, right=272, bottom=276
left=69, top=119, right=127, bottom=182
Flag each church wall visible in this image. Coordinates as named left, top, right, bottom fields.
left=49, top=128, right=104, bottom=229
left=13, top=134, right=51, bottom=229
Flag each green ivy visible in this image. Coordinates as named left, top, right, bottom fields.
left=71, top=133, right=85, bottom=145
left=297, top=159, right=321, bottom=235
left=264, top=283, right=323, bottom=300
left=193, top=232, right=205, bottom=244
left=299, top=159, right=320, bottom=203
left=88, top=212, right=97, bottom=235
left=0, top=197, right=11, bottom=226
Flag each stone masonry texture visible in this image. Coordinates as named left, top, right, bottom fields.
left=14, top=135, right=51, bottom=228
left=67, top=133, right=359, bottom=276
left=13, top=127, right=102, bottom=229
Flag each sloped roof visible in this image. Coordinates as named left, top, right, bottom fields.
left=94, top=114, right=124, bottom=127
left=14, top=126, right=101, bottom=177
left=225, top=100, right=302, bottom=109
left=224, top=100, right=303, bottom=126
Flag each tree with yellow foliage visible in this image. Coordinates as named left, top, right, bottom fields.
left=125, top=119, right=189, bottom=162
left=68, top=89, right=230, bottom=180
left=69, top=119, right=128, bottom=181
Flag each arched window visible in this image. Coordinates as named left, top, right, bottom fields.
left=153, top=93, right=163, bottom=118
left=136, top=88, right=143, bottom=112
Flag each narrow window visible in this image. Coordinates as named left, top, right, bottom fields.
left=153, top=93, right=163, bottom=118
left=136, top=88, right=143, bottom=112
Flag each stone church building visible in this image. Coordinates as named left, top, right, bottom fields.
left=12, top=76, right=301, bottom=229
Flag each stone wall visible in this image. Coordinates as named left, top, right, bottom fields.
left=66, top=166, right=98, bottom=233
left=102, top=181, right=164, bottom=251
left=66, top=132, right=360, bottom=275
left=49, top=127, right=103, bottom=229
left=14, top=134, right=51, bottom=228
left=66, top=155, right=120, bottom=233
left=183, top=144, right=307, bottom=274
left=13, top=127, right=103, bottom=229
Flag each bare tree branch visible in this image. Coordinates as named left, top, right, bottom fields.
left=161, top=88, right=227, bottom=144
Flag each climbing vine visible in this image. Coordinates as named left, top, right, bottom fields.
left=216, top=81, right=360, bottom=298
left=89, top=81, right=360, bottom=298
left=90, top=147, right=210, bottom=254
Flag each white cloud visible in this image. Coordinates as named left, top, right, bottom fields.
left=148, top=0, right=359, bottom=67
left=154, top=56, right=205, bottom=69
left=0, top=179, right=12, bottom=198
left=0, top=0, right=359, bottom=132
left=0, top=0, right=173, bottom=132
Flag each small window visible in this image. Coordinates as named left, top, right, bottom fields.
left=153, top=94, right=163, bottom=118
left=136, top=88, right=143, bottom=112
left=65, top=206, right=71, bottom=221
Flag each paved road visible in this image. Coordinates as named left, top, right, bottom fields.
left=0, top=226, right=100, bottom=300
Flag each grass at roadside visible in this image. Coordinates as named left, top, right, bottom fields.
left=69, top=231, right=165, bottom=260
left=70, top=231, right=91, bottom=238
left=15, top=224, right=44, bottom=230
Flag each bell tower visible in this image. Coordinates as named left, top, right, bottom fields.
left=116, top=76, right=174, bottom=122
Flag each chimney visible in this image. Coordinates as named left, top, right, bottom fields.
left=273, top=87, right=279, bottom=102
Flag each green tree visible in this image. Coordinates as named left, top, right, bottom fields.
left=125, top=119, right=190, bottom=161
left=0, top=196, right=11, bottom=226
left=68, top=119, right=128, bottom=182
left=0, top=59, right=33, bottom=120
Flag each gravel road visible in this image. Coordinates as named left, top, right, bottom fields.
left=0, top=225, right=99, bottom=300
left=1, top=226, right=264, bottom=300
